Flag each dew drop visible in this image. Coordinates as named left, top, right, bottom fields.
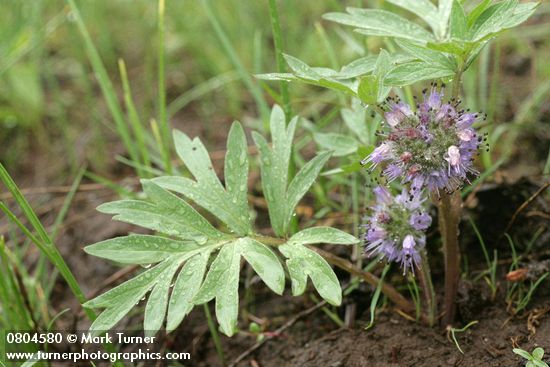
left=195, top=236, right=208, bottom=245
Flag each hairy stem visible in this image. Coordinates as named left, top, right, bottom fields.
left=437, top=191, right=462, bottom=326
left=435, top=68, right=465, bottom=326
left=417, top=249, right=437, bottom=326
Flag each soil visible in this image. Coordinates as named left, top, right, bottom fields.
left=2, top=25, right=550, bottom=367
left=23, top=169, right=547, bottom=367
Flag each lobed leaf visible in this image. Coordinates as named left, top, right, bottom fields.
left=384, top=61, right=455, bottom=86
left=254, top=107, right=331, bottom=236
left=166, top=252, right=210, bottom=331
left=279, top=243, right=342, bottom=306
left=385, top=0, right=439, bottom=35
left=324, top=8, right=434, bottom=42
left=284, top=151, right=331, bottom=233
left=84, top=234, right=201, bottom=265
left=341, top=99, right=369, bottom=144
left=97, top=181, right=222, bottom=241
left=193, top=238, right=285, bottom=336
left=193, top=242, right=241, bottom=335
left=469, top=0, right=538, bottom=42
left=84, top=259, right=177, bottom=336
left=288, top=227, right=359, bottom=246
left=437, top=0, right=454, bottom=40
left=357, top=75, right=379, bottom=105
left=450, top=0, right=468, bottom=41
left=155, top=126, right=251, bottom=235
left=395, top=39, right=457, bottom=71
left=313, top=132, right=358, bottom=157
left=144, top=260, right=181, bottom=336
left=224, top=122, right=250, bottom=222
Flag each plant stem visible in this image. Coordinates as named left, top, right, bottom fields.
left=435, top=67, right=465, bottom=327
left=204, top=304, right=226, bottom=366
left=452, top=68, right=463, bottom=102
left=417, top=250, right=437, bottom=326
left=436, top=191, right=462, bottom=326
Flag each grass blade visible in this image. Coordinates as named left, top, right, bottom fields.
left=268, top=0, right=291, bottom=121
left=201, top=0, right=270, bottom=129
left=157, top=0, right=172, bottom=174
left=64, top=0, right=141, bottom=173
left=118, top=59, right=152, bottom=177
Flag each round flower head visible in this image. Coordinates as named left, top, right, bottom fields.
left=363, top=186, right=432, bottom=274
left=362, top=84, right=487, bottom=194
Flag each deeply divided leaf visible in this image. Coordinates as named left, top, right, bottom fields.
left=254, top=107, right=331, bottom=236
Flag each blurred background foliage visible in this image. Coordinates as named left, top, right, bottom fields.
left=0, top=0, right=549, bottom=180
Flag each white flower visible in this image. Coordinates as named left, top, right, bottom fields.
left=444, top=145, right=461, bottom=166
left=458, top=129, right=474, bottom=141
left=403, top=234, right=416, bottom=249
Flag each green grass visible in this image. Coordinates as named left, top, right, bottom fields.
left=0, top=0, right=549, bottom=362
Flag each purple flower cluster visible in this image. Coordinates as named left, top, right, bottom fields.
left=362, top=85, right=484, bottom=273
left=362, top=85, right=485, bottom=194
left=363, top=186, right=431, bottom=274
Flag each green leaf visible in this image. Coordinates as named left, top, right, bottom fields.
left=324, top=8, right=434, bottom=42
left=255, top=72, right=296, bottom=81
left=84, top=234, right=201, bottom=265
left=513, top=348, right=534, bottom=360
left=283, top=54, right=321, bottom=79
left=252, top=106, right=294, bottom=236
left=437, top=0, right=454, bottom=40
left=194, top=242, right=241, bottom=336
left=255, top=107, right=331, bottom=236
left=193, top=238, right=285, bottom=336
left=313, top=132, right=358, bottom=157
left=279, top=55, right=358, bottom=95
left=288, top=227, right=359, bottom=246
left=501, top=2, right=539, bottom=29
left=284, top=151, right=331, bottom=231
left=426, top=41, right=465, bottom=55
left=337, top=54, right=414, bottom=79
left=469, top=1, right=538, bottom=42
left=385, top=61, right=455, bottom=86
left=467, top=0, right=492, bottom=27
left=385, top=0, right=439, bottom=35
left=84, top=259, right=176, bottom=336
left=144, top=260, right=181, bottom=336
left=395, top=39, right=457, bottom=71
left=279, top=243, right=342, bottom=305
left=338, top=55, right=378, bottom=79
left=224, top=121, right=250, bottom=225
left=450, top=0, right=468, bottom=40
left=252, top=130, right=284, bottom=235
left=357, top=72, right=379, bottom=106
left=167, top=252, right=210, bottom=331
left=97, top=180, right=223, bottom=241
left=341, top=99, right=369, bottom=144
left=239, top=238, right=285, bottom=295
left=278, top=226, right=357, bottom=305
left=533, top=347, right=545, bottom=361
left=154, top=127, right=251, bottom=235
left=373, top=50, right=392, bottom=101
